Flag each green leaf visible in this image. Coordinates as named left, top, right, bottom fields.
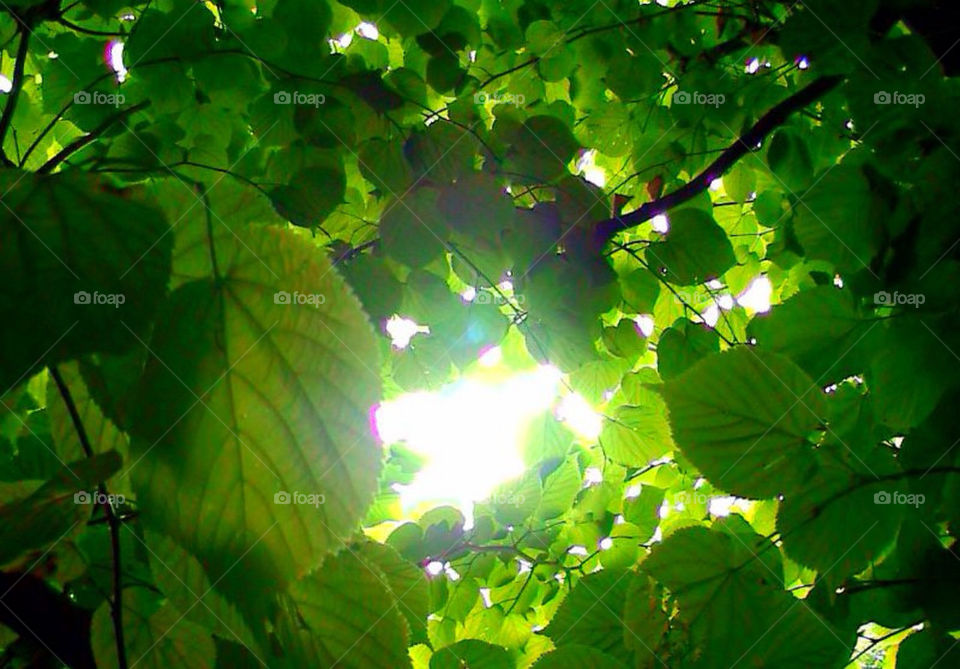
left=777, top=462, right=904, bottom=580
left=531, top=645, right=627, bottom=668
left=269, top=163, right=347, bottom=228
left=660, top=348, right=826, bottom=498
left=430, top=639, right=513, bottom=669
left=656, top=318, right=721, bottom=381
left=767, top=129, right=814, bottom=190
left=145, top=530, right=261, bottom=653
left=623, top=485, right=664, bottom=543
left=746, top=286, right=867, bottom=382
left=128, top=225, right=381, bottom=599
left=380, top=188, right=449, bottom=267
left=499, top=116, right=580, bottom=182
left=536, top=458, right=581, bottom=520
left=793, top=166, right=879, bottom=273
left=643, top=525, right=848, bottom=668
left=277, top=551, right=411, bottom=668
left=91, top=587, right=216, bottom=668
left=897, top=629, right=960, bottom=669
left=542, top=569, right=634, bottom=662
left=0, top=451, right=121, bottom=567
left=645, top=209, right=736, bottom=286
left=356, top=540, right=430, bottom=645
left=0, top=171, right=171, bottom=391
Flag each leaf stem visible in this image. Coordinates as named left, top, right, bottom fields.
left=0, top=24, right=31, bottom=166
left=38, top=101, right=150, bottom=174
left=48, top=366, right=128, bottom=669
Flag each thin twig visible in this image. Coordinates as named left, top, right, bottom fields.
left=49, top=366, right=128, bottom=669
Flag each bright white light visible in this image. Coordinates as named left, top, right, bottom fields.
left=460, top=286, right=477, bottom=302
left=702, top=304, right=720, bottom=327
left=717, top=294, right=735, bottom=310
left=708, top=496, right=752, bottom=517
left=577, top=150, right=606, bottom=188
left=706, top=279, right=723, bottom=290
left=106, top=41, right=127, bottom=82
left=0, top=75, right=10, bottom=94
left=651, top=214, right=669, bottom=234
left=599, top=537, right=613, bottom=550
left=567, top=545, right=589, bottom=556
left=557, top=394, right=602, bottom=440
left=625, top=484, right=642, bottom=499
left=385, top=315, right=427, bottom=349
left=635, top=314, right=655, bottom=337
left=479, top=587, right=492, bottom=608
left=337, top=32, right=353, bottom=48
left=709, top=178, right=723, bottom=191
left=833, top=274, right=844, bottom=288
left=425, top=560, right=444, bottom=576
left=469, top=50, right=477, bottom=62
left=745, top=57, right=761, bottom=74
left=737, top=276, right=772, bottom=313
left=583, top=467, right=603, bottom=486
left=498, top=279, right=513, bottom=292
left=478, top=346, right=502, bottom=367
left=796, top=55, right=810, bottom=70
left=356, top=22, right=379, bottom=40
left=375, top=366, right=563, bottom=513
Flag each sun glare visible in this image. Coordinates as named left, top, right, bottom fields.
left=375, top=360, right=600, bottom=521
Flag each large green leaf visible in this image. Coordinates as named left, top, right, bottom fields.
left=430, top=639, right=513, bottom=669
left=643, top=525, right=848, bottom=667
left=660, top=347, right=826, bottom=498
left=747, top=286, right=868, bottom=382
left=0, top=170, right=171, bottom=391
left=645, top=209, right=736, bottom=286
left=531, top=645, right=627, bottom=668
left=793, top=166, right=879, bottom=273
left=128, top=225, right=381, bottom=600
left=276, top=551, right=411, bottom=668
left=356, top=540, right=430, bottom=645
left=90, top=588, right=216, bottom=669
left=542, top=569, right=634, bottom=662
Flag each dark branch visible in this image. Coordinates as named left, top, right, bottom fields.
left=49, top=367, right=128, bottom=669
left=38, top=101, right=149, bottom=174
left=593, top=75, right=844, bottom=247
left=0, top=25, right=31, bottom=166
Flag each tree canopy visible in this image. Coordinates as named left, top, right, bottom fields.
left=1, top=0, right=960, bottom=667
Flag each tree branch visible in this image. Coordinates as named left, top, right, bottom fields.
left=0, top=24, right=31, bottom=166
left=38, top=101, right=149, bottom=174
left=594, top=75, right=844, bottom=247
left=49, top=366, right=128, bottom=669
